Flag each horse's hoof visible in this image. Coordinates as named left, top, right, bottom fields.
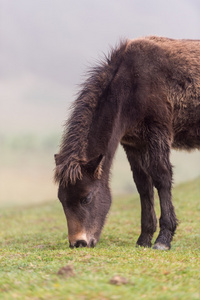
left=136, top=234, right=152, bottom=248
left=136, top=243, right=152, bottom=248
left=153, top=242, right=170, bottom=250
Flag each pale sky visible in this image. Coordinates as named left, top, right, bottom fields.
left=0, top=0, right=200, bottom=133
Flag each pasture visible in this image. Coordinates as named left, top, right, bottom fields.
left=0, top=177, right=199, bottom=299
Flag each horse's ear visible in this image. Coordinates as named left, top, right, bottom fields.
left=85, top=154, right=105, bottom=179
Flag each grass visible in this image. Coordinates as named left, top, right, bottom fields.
left=0, top=178, right=200, bottom=299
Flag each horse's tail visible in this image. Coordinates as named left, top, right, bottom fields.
left=54, top=40, right=128, bottom=185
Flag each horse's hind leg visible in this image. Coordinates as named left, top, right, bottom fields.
left=123, top=146, right=157, bottom=247
left=148, top=134, right=178, bottom=250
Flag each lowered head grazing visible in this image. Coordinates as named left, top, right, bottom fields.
left=55, top=154, right=111, bottom=248
left=54, top=37, right=200, bottom=250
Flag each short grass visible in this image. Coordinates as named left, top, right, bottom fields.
left=0, top=178, right=200, bottom=300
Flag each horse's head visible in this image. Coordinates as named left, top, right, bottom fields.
left=54, top=154, right=111, bottom=248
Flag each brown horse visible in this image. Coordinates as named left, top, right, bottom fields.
left=54, top=36, right=200, bottom=250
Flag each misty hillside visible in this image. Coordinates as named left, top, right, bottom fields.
left=1, top=0, right=200, bottom=134
left=0, top=0, right=200, bottom=206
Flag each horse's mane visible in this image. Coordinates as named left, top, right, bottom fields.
left=54, top=40, right=128, bottom=185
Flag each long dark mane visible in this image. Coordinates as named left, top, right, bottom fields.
left=54, top=40, right=128, bottom=185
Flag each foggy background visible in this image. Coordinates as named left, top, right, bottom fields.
left=1, top=0, right=200, bottom=207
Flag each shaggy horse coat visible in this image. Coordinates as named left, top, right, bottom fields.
left=55, top=37, right=200, bottom=249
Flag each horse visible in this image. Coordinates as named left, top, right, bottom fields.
left=54, top=36, right=200, bottom=250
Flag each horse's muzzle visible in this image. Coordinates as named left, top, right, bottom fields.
left=69, top=238, right=96, bottom=248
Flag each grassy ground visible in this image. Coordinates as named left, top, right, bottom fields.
left=0, top=178, right=200, bottom=300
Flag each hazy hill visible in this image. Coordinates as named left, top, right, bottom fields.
left=0, top=0, right=200, bottom=206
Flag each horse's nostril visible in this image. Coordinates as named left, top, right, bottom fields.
left=90, top=239, right=96, bottom=248
left=69, top=242, right=74, bottom=249
left=74, top=240, right=87, bottom=248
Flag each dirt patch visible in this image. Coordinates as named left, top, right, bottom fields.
left=57, top=265, right=75, bottom=278
left=109, top=275, right=129, bottom=285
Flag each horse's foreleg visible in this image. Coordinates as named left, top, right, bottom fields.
left=148, top=139, right=178, bottom=250
left=134, top=169, right=157, bottom=248
left=123, top=146, right=157, bottom=247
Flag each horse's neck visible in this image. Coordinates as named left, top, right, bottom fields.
left=87, top=110, right=122, bottom=174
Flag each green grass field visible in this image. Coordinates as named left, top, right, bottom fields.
left=0, top=178, right=200, bottom=300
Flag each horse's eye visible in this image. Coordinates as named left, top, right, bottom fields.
left=80, top=195, right=92, bottom=205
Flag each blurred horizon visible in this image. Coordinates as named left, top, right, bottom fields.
left=0, top=0, right=200, bottom=207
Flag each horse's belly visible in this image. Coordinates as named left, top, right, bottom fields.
left=172, top=125, right=200, bottom=150
left=172, top=98, right=200, bottom=150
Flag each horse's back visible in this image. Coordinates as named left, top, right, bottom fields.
left=122, top=37, right=200, bottom=151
